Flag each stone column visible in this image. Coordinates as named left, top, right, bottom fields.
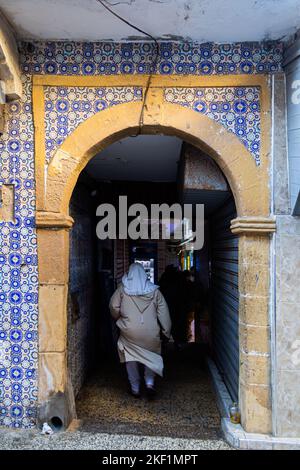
left=231, top=216, right=276, bottom=434
left=36, top=211, right=75, bottom=429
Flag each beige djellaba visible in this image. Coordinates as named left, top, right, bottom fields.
left=109, top=285, right=172, bottom=376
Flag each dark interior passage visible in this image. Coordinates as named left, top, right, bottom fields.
left=67, top=135, right=239, bottom=437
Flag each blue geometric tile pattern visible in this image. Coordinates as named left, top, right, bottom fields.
left=20, top=41, right=283, bottom=76
left=165, top=87, right=261, bottom=164
left=44, top=86, right=142, bottom=164
left=0, top=75, right=38, bottom=428
left=0, top=40, right=283, bottom=429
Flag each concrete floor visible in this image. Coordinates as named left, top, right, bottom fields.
left=0, top=427, right=231, bottom=450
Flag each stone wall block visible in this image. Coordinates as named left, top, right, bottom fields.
left=37, top=228, right=69, bottom=285
left=240, top=323, right=270, bottom=355
left=39, top=284, right=68, bottom=353
left=38, top=352, right=66, bottom=403
left=240, top=352, right=270, bottom=385
left=239, top=295, right=269, bottom=326
left=239, top=383, right=272, bottom=434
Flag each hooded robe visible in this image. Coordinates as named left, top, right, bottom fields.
left=109, top=263, right=171, bottom=376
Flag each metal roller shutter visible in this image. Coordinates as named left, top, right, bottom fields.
left=210, top=197, right=239, bottom=402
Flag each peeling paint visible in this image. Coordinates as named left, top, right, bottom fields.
left=0, top=0, right=299, bottom=42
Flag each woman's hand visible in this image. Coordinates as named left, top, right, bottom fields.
left=161, top=333, right=172, bottom=343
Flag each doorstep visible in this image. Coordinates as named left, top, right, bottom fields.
left=221, top=418, right=300, bottom=450
left=207, top=357, right=300, bottom=450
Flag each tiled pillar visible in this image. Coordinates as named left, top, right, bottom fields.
left=231, top=217, right=276, bottom=434
left=36, top=211, right=75, bottom=428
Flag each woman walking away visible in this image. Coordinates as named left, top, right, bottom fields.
left=109, top=263, right=172, bottom=399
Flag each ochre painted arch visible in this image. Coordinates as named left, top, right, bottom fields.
left=36, top=88, right=273, bottom=434
left=44, top=96, right=269, bottom=217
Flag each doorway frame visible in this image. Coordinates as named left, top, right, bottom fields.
left=33, top=74, right=275, bottom=433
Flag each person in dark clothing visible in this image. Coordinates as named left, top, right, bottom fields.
left=159, top=265, right=181, bottom=344
left=179, top=270, right=198, bottom=343
left=189, top=266, right=210, bottom=343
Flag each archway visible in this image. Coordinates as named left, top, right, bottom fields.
left=36, top=91, right=275, bottom=434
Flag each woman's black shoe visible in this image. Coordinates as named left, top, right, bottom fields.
left=130, top=389, right=141, bottom=398
left=146, top=386, right=156, bottom=400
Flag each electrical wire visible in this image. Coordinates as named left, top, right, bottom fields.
left=95, top=0, right=160, bottom=133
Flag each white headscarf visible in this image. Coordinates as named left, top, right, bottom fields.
left=122, top=263, right=158, bottom=296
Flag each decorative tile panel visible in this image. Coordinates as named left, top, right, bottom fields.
left=20, top=41, right=282, bottom=76
left=0, top=75, right=38, bottom=428
left=165, top=87, right=261, bottom=164
left=44, top=86, right=142, bottom=164
left=0, top=39, right=278, bottom=430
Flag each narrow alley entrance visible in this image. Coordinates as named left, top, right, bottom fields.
left=66, top=134, right=239, bottom=440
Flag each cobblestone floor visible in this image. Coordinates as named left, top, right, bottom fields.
left=76, top=344, right=227, bottom=441
left=0, top=344, right=232, bottom=450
